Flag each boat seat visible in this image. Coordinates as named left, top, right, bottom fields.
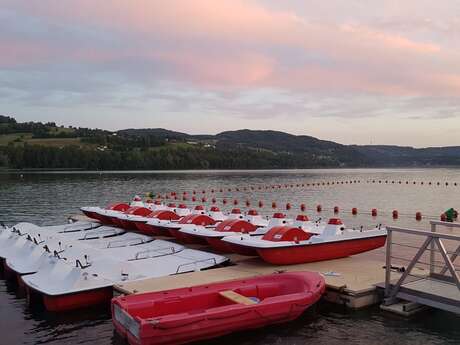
left=219, top=290, right=257, bottom=305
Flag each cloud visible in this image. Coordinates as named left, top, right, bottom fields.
left=2, top=0, right=460, bottom=96
left=1, top=0, right=460, bottom=147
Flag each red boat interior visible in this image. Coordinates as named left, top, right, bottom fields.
left=116, top=276, right=312, bottom=320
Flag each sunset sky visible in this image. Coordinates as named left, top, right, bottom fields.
left=2, top=1, right=460, bottom=147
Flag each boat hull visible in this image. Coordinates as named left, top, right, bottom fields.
left=3, top=261, right=17, bottom=281
left=117, top=219, right=139, bottom=231
left=169, top=229, right=207, bottom=244
left=258, top=235, right=387, bottom=265
left=206, top=237, right=234, bottom=253
left=27, top=286, right=113, bottom=312
left=135, top=222, right=172, bottom=236
left=81, top=210, right=100, bottom=221
left=226, top=241, right=259, bottom=256
left=112, top=271, right=325, bottom=345
left=125, top=303, right=308, bottom=345
left=111, top=217, right=126, bottom=228
left=97, top=214, right=116, bottom=225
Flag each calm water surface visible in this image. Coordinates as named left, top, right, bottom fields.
left=0, top=168, right=459, bottom=345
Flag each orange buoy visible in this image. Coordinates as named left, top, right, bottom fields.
left=333, top=206, right=339, bottom=214
left=286, top=203, right=291, bottom=210
left=316, top=205, right=322, bottom=212
left=352, top=207, right=358, bottom=215
left=371, top=208, right=378, bottom=217
left=416, top=212, right=422, bottom=221
left=300, top=203, right=306, bottom=212
left=392, top=210, right=399, bottom=219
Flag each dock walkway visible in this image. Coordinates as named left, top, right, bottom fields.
left=115, top=253, right=403, bottom=309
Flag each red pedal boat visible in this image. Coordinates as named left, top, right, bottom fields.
left=112, top=271, right=325, bottom=345
left=222, top=218, right=387, bottom=265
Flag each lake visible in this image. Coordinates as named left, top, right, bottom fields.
left=0, top=168, right=459, bottom=345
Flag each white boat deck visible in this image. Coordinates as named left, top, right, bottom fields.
left=2, top=221, right=229, bottom=297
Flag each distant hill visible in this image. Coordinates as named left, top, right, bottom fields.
left=1, top=115, right=459, bottom=169
left=117, top=128, right=191, bottom=140
left=353, top=145, right=460, bottom=166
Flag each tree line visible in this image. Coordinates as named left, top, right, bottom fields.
left=0, top=144, right=345, bottom=170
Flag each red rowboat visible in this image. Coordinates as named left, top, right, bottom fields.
left=112, top=271, right=325, bottom=345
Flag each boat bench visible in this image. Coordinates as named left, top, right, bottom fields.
left=219, top=290, right=257, bottom=305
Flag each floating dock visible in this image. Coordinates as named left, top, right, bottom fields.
left=115, top=251, right=405, bottom=309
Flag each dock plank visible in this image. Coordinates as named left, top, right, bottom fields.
left=115, top=254, right=400, bottom=296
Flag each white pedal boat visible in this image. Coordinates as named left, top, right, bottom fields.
left=5, top=232, right=153, bottom=276
left=22, top=242, right=228, bottom=312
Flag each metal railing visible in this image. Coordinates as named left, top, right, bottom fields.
left=106, top=237, right=151, bottom=248
left=81, top=228, right=121, bottom=240
left=384, top=221, right=460, bottom=306
left=175, top=257, right=218, bottom=274
left=129, top=246, right=182, bottom=261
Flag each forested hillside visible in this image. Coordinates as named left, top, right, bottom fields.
left=1, top=115, right=459, bottom=170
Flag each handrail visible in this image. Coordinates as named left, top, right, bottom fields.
left=75, top=255, right=91, bottom=269
left=175, top=257, right=218, bottom=274
left=81, top=228, right=120, bottom=240
left=429, top=220, right=460, bottom=229
left=129, top=246, right=182, bottom=261
left=60, top=223, right=102, bottom=233
left=384, top=225, right=460, bottom=306
left=106, top=237, right=148, bottom=248
left=387, top=226, right=460, bottom=241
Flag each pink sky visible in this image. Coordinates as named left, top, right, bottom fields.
left=1, top=0, right=460, bottom=146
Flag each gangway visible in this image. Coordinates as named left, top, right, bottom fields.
left=382, top=221, right=460, bottom=314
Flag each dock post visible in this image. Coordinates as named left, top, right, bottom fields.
left=430, top=222, right=436, bottom=276
left=384, top=229, right=392, bottom=299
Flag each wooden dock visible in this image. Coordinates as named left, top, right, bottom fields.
left=115, top=252, right=406, bottom=309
